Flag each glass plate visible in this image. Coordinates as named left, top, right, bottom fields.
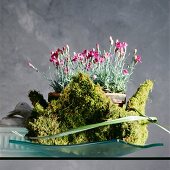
left=9, top=139, right=163, bottom=157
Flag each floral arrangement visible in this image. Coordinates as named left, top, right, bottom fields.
left=24, top=36, right=169, bottom=150
left=29, top=36, right=142, bottom=93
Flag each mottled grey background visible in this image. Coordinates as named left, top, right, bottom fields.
left=0, top=0, right=169, bottom=169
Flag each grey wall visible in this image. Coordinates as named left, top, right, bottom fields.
left=0, top=0, right=169, bottom=169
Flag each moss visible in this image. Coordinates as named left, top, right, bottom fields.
left=106, top=80, right=154, bottom=145
left=52, top=72, right=112, bottom=144
left=107, top=105, right=149, bottom=145
left=57, top=72, right=111, bottom=123
left=126, top=80, right=153, bottom=114
left=28, top=90, right=48, bottom=109
left=26, top=113, right=70, bottom=145
left=26, top=73, right=154, bottom=145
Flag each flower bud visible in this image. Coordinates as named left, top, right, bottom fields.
left=96, top=43, right=100, bottom=51
left=28, top=62, right=38, bottom=72
left=110, top=36, right=114, bottom=45
left=134, top=49, right=137, bottom=55
left=66, top=44, right=69, bottom=52
left=123, top=69, right=129, bottom=75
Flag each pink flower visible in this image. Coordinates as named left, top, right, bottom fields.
left=50, top=55, right=61, bottom=65
left=94, top=56, right=104, bottom=63
left=54, top=59, right=60, bottom=65
left=115, top=41, right=122, bottom=49
left=50, top=47, right=64, bottom=59
left=99, top=57, right=105, bottom=63
left=134, top=55, right=142, bottom=63
left=123, top=69, right=129, bottom=75
left=85, top=49, right=98, bottom=59
left=50, top=51, right=58, bottom=58
left=82, top=50, right=89, bottom=57
left=72, top=52, right=86, bottom=62
left=122, top=42, right=128, bottom=47
left=78, top=53, right=84, bottom=61
left=81, top=49, right=100, bottom=60
left=50, top=55, right=57, bottom=63
left=50, top=55, right=55, bottom=61
left=104, top=52, right=111, bottom=58
left=60, top=59, right=64, bottom=65
left=87, top=52, right=93, bottom=59
left=56, top=48, right=63, bottom=54
left=86, top=62, right=92, bottom=71
left=115, top=41, right=128, bottom=49
left=64, top=67, right=69, bottom=74
left=72, top=52, right=79, bottom=62
left=94, top=56, right=100, bottom=63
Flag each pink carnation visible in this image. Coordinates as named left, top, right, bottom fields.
left=72, top=54, right=78, bottom=62
left=86, top=62, right=92, bottom=71
left=134, top=55, right=142, bottom=63
left=104, top=52, right=111, bottom=58
left=78, top=53, right=84, bottom=61
left=123, top=69, right=129, bottom=75
left=115, top=41, right=122, bottom=49
left=115, top=41, right=128, bottom=49
left=99, top=57, right=105, bottom=63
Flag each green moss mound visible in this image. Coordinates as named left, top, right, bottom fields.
left=106, top=80, right=154, bottom=145
left=26, top=73, right=154, bottom=145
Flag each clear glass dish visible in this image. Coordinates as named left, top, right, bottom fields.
left=9, top=138, right=163, bottom=157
